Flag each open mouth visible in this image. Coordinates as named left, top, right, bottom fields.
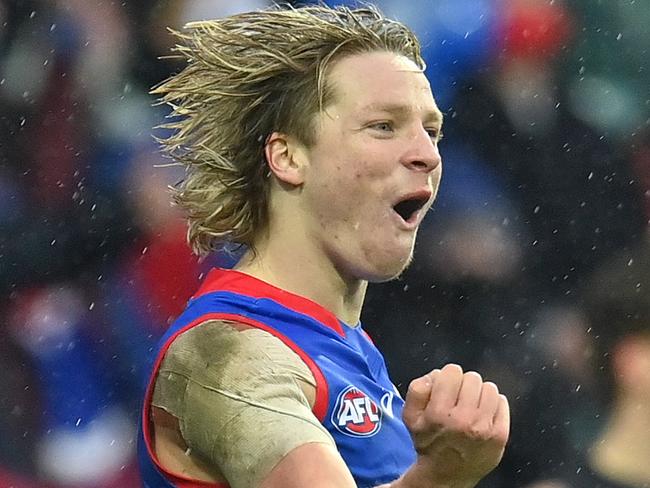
left=393, top=196, right=428, bottom=223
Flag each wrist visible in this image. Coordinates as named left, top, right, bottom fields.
left=389, top=458, right=480, bottom=488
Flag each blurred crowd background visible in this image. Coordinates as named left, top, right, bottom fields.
left=0, top=0, right=648, bottom=487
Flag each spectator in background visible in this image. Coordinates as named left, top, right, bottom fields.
left=0, top=1, right=142, bottom=485
left=7, top=284, right=139, bottom=487
left=101, top=147, right=225, bottom=406
left=450, top=0, right=646, bottom=297
left=525, top=237, right=650, bottom=488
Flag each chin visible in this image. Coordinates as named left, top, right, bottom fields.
left=363, top=251, right=414, bottom=283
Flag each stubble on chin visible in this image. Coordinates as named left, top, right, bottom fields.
left=368, top=246, right=416, bottom=284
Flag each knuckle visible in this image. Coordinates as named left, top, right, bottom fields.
left=406, top=377, right=422, bottom=393
left=407, top=376, right=430, bottom=397
left=468, top=421, right=493, bottom=440
left=482, top=381, right=500, bottom=397
left=464, top=370, right=483, bottom=382
left=483, top=381, right=499, bottom=392
left=442, top=363, right=464, bottom=375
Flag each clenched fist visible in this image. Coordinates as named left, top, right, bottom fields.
left=400, top=364, right=510, bottom=488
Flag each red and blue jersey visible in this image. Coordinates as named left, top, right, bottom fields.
left=138, top=268, right=416, bottom=488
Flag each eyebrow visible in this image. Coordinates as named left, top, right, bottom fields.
left=361, top=102, right=443, bottom=125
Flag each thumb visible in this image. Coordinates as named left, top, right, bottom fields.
left=402, top=370, right=437, bottom=429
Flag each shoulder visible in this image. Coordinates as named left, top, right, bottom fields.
left=158, top=319, right=317, bottom=403
left=151, top=320, right=333, bottom=488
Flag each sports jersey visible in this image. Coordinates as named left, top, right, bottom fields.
left=138, top=268, right=417, bottom=488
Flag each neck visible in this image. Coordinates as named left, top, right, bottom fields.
left=235, top=233, right=367, bottom=327
left=590, top=395, right=650, bottom=486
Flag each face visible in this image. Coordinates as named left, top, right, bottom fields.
left=299, top=51, right=443, bottom=282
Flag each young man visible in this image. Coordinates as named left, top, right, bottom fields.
left=138, top=5, right=510, bottom=488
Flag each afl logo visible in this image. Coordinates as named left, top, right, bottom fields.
left=332, top=385, right=381, bottom=437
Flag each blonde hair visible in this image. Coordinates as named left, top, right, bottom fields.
left=153, top=4, right=424, bottom=256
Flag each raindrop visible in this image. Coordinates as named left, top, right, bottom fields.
left=533, top=206, right=540, bottom=214
left=50, top=23, right=56, bottom=32
left=30, top=11, right=36, bottom=19
left=588, top=172, right=594, bottom=180
left=628, top=259, right=634, bottom=266
left=616, top=33, right=622, bottom=41
left=75, top=418, right=82, bottom=427
left=89, top=302, right=95, bottom=311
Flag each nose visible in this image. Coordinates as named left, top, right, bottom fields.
left=401, top=127, right=442, bottom=173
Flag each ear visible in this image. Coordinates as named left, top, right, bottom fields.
left=264, top=132, right=308, bottom=186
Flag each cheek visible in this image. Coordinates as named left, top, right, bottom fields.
left=307, top=143, right=392, bottom=220
left=432, top=165, right=443, bottom=197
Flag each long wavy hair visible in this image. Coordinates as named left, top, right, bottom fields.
left=153, top=4, right=424, bottom=256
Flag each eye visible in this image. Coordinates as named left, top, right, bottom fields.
left=425, top=127, right=443, bottom=141
left=369, top=121, right=394, bottom=133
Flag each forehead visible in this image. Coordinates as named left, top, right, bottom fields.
left=326, top=51, right=441, bottom=122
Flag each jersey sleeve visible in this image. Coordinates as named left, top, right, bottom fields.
left=151, top=319, right=336, bottom=488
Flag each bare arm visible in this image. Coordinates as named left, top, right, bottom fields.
left=261, top=443, right=357, bottom=488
